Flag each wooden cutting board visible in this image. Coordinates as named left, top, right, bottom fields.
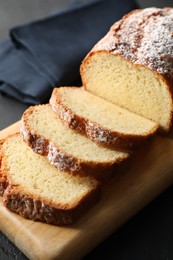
left=0, top=122, right=173, bottom=260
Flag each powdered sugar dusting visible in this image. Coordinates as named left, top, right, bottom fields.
left=48, top=143, right=81, bottom=172
left=20, top=120, right=29, bottom=141
left=97, top=8, right=173, bottom=78
left=86, top=121, right=115, bottom=144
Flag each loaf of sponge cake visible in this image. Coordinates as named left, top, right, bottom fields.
left=80, top=7, right=173, bottom=132
left=2, top=7, right=173, bottom=227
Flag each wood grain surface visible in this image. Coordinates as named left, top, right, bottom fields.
left=0, top=122, right=173, bottom=259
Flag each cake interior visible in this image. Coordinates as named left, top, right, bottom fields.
left=58, top=87, right=158, bottom=135
left=27, top=105, right=128, bottom=162
left=2, top=135, right=98, bottom=207
left=82, top=52, right=173, bottom=131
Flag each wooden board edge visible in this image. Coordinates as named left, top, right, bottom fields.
left=0, top=121, right=20, bottom=139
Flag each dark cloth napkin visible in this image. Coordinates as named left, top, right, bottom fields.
left=0, top=0, right=138, bottom=104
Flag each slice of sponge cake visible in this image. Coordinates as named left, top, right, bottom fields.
left=0, top=134, right=100, bottom=225
left=50, top=87, right=158, bottom=149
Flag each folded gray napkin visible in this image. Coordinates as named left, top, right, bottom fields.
left=0, top=0, right=139, bottom=104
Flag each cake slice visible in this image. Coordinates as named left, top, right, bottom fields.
left=50, top=87, right=158, bottom=149
left=80, top=8, right=173, bottom=132
left=21, top=104, right=129, bottom=180
left=0, top=134, right=100, bottom=225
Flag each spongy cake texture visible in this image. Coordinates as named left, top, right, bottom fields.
left=21, top=104, right=129, bottom=179
left=80, top=8, right=173, bottom=132
left=50, top=87, right=158, bottom=149
left=0, top=134, right=100, bottom=225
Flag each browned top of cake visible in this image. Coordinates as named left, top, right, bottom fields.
left=92, top=7, right=173, bottom=78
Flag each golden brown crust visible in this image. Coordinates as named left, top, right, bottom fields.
left=0, top=173, right=8, bottom=196
left=0, top=139, right=8, bottom=195
left=84, top=8, right=173, bottom=79
left=21, top=105, right=128, bottom=181
left=3, top=184, right=100, bottom=226
left=50, top=87, right=158, bottom=150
